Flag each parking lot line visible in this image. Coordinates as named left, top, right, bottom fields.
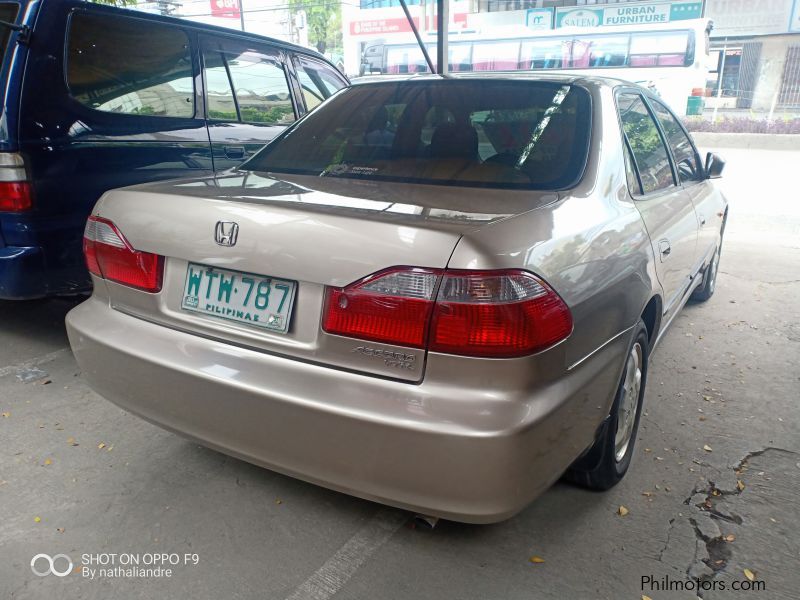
left=0, top=347, right=69, bottom=378
left=284, top=508, right=408, bottom=600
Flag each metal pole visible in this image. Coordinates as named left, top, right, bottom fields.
left=398, top=0, right=436, bottom=74
left=239, top=0, right=246, bottom=32
left=437, top=0, right=448, bottom=75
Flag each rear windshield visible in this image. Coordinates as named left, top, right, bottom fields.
left=245, top=80, right=591, bottom=190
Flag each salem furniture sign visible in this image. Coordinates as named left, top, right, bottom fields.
left=556, top=1, right=702, bottom=29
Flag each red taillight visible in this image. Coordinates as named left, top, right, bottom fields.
left=83, top=216, right=163, bottom=293
left=430, top=270, right=573, bottom=357
left=0, top=181, right=33, bottom=212
left=322, top=267, right=572, bottom=357
left=323, top=267, right=440, bottom=348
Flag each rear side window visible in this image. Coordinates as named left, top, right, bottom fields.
left=203, top=47, right=295, bottom=125
left=294, top=56, right=346, bottom=111
left=246, top=80, right=591, bottom=190
left=67, top=12, right=194, bottom=118
left=617, top=93, right=674, bottom=194
left=0, top=3, right=19, bottom=66
left=650, top=99, right=702, bottom=183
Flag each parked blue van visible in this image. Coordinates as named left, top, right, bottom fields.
left=0, top=0, right=347, bottom=299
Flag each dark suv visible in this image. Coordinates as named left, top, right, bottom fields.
left=0, top=0, right=347, bottom=299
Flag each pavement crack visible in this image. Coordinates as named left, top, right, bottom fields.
left=734, top=447, right=798, bottom=474
left=655, top=518, right=676, bottom=562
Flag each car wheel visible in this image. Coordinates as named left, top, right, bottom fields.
left=565, top=320, right=649, bottom=490
left=691, top=239, right=722, bottom=303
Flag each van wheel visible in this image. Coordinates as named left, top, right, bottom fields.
left=691, top=240, right=722, bottom=302
left=565, top=321, right=649, bottom=490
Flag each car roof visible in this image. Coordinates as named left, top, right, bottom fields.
left=352, top=71, right=638, bottom=90
left=70, top=1, right=324, bottom=60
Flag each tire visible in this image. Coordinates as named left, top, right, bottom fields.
left=565, top=320, right=649, bottom=490
left=692, top=215, right=726, bottom=303
left=691, top=240, right=722, bottom=302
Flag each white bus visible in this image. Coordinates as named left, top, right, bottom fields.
left=360, top=19, right=712, bottom=113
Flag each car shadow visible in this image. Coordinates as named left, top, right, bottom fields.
left=0, top=296, right=85, bottom=363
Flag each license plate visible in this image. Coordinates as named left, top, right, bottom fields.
left=181, top=263, right=296, bottom=334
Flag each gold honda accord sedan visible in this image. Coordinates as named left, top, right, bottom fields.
left=66, top=74, right=727, bottom=523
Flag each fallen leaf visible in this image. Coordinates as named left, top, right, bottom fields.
left=34, top=516, right=41, bottom=523
left=725, top=534, right=735, bottom=542
left=743, top=568, right=755, bottom=581
left=275, top=499, right=282, bottom=505
left=56, top=528, right=65, bottom=534
left=703, top=444, right=713, bottom=452
left=699, top=416, right=707, bottom=421
left=106, top=445, right=113, bottom=452
left=737, top=480, right=745, bottom=492
left=529, top=556, right=545, bottom=564
left=643, top=596, right=653, bottom=600
left=642, top=492, right=654, bottom=497
left=618, top=505, right=629, bottom=516
left=97, top=442, right=106, bottom=449
left=43, top=458, right=52, bottom=466
left=1, top=412, right=9, bottom=418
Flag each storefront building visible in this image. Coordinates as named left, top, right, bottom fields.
left=343, top=0, right=800, bottom=111
left=704, top=0, right=800, bottom=110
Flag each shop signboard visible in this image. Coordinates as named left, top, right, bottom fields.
left=555, top=1, right=702, bottom=29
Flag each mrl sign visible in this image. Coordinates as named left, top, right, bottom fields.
left=556, top=1, right=702, bottom=28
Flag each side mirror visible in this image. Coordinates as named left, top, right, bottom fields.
left=705, top=152, right=725, bottom=179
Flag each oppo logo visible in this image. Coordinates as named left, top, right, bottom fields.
left=31, top=553, right=73, bottom=577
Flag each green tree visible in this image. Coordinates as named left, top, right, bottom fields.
left=290, top=0, right=342, bottom=55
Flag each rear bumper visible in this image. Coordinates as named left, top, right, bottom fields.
left=0, top=245, right=91, bottom=300
left=0, top=246, right=47, bottom=299
left=66, top=296, right=627, bottom=523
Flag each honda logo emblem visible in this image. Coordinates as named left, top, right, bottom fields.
left=214, top=221, right=239, bottom=247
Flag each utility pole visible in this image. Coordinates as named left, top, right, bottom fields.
left=436, top=0, right=448, bottom=75
left=239, top=0, right=246, bottom=32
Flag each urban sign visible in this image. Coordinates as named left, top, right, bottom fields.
left=555, top=1, right=702, bottom=29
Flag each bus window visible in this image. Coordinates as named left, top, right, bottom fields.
left=386, top=45, right=429, bottom=74
left=584, top=35, right=629, bottom=68
left=629, top=31, right=690, bottom=67
left=521, top=39, right=568, bottom=69
left=473, top=41, right=520, bottom=71
left=449, top=42, right=472, bottom=72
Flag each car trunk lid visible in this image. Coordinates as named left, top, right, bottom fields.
left=93, top=171, right=559, bottom=381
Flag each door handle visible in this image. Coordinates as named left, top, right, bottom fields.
left=699, top=214, right=707, bottom=226
left=659, top=239, right=671, bottom=260
left=224, top=146, right=246, bottom=160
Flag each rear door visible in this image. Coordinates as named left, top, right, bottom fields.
left=201, top=35, right=298, bottom=173
left=617, top=90, right=698, bottom=319
left=17, top=5, right=213, bottom=293
left=648, top=98, right=725, bottom=269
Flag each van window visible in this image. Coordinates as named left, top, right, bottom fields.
left=294, top=56, right=346, bottom=110
left=204, top=48, right=295, bottom=124
left=67, top=12, right=194, bottom=118
left=0, top=3, right=19, bottom=65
